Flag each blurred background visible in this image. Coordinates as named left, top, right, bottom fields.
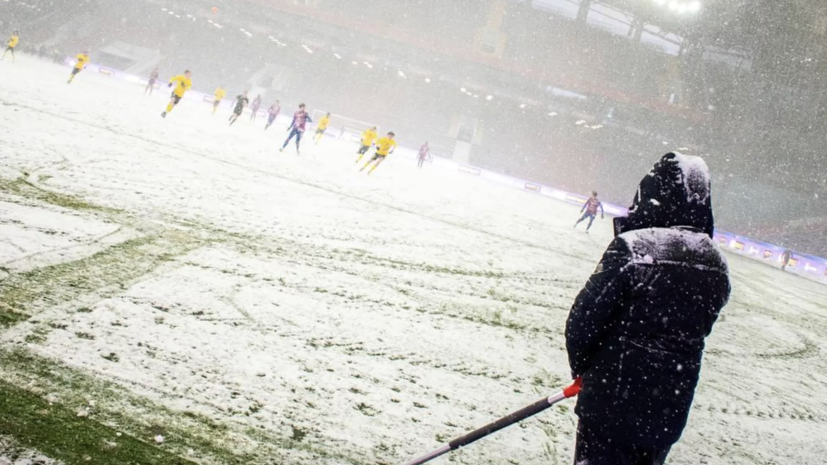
left=2, top=0, right=825, bottom=256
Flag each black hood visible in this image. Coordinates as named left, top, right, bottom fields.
left=614, top=153, right=715, bottom=238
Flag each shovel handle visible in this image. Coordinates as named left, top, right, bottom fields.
left=399, top=378, right=582, bottom=465
left=448, top=377, right=583, bottom=450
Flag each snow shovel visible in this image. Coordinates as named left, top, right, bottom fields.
left=400, top=377, right=582, bottom=465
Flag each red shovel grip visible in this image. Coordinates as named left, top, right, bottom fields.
left=563, top=377, right=583, bottom=398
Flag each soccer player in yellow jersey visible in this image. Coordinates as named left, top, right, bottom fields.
left=314, top=112, right=331, bottom=144
left=355, top=126, right=378, bottom=162
left=212, top=86, right=226, bottom=114
left=67, top=52, right=89, bottom=84
left=161, top=70, right=192, bottom=118
left=2, top=31, right=19, bottom=62
left=360, top=132, right=396, bottom=175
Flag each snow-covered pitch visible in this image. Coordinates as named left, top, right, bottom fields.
left=1, top=58, right=825, bottom=465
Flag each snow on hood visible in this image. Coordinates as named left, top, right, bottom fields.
left=614, top=153, right=715, bottom=238
left=673, top=152, right=711, bottom=206
left=622, top=226, right=728, bottom=272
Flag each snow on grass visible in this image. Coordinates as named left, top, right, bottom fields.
left=0, top=435, right=64, bottom=465
left=0, top=196, right=127, bottom=272
left=0, top=56, right=826, bottom=465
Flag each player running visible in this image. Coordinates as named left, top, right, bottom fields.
left=574, top=191, right=604, bottom=233
left=161, top=70, right=193, bottom=118
left=144, top=67, right=159, bottom=95
left=67, top=51, right=90, bottom=84
left=314, top=112, right=331, bottom=144
left=355, top=126, right=378, bottom=162
left=781, top=250, right=794, bottom=271
left=264, top=101, right=281, bottom=130
left=249, top=95, right=262, bottom=122
left=417, top=142, right=431, bottom=168
left=229, top=91, right=250, bottom=126
left=280, top=103, right=312, bottom=155
left=360, top=132, right=396, bottom=175
left=2, top=31, right=19, bottom=62
left=212, top=86, right=226, bottom=114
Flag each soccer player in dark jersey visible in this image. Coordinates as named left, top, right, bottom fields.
left=574, top=191, right=604, bottom=233
left=229, top=91, right=250, bottom=126
left=781, top=250, right=794, bottom=271
left=417, top=142, right=431, bottom=168
left=265, top=101, right=281, bottom=130
left=144, top=67, right=159, bottom=95
left=250, top=95, right=262, bottom=122
left=280, top=103, right=312, bottom=155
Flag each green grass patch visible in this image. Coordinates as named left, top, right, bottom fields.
left=0, top=231, right=200, bottom=328
left=0, top=304, right=27, bottom=327
left=0, top=348, right=380, bottom=465
left=0, top=379, right=195, bottom=465
left=0, top=177, right=118, bottom=214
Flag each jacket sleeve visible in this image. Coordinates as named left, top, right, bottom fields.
left=565, top=236, right=632, bottom=378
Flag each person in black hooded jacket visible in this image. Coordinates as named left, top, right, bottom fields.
left=566, top=153, right=731, bottom=465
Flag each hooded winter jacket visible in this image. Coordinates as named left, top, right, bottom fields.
left=565, top=153, right=731, bottom=447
